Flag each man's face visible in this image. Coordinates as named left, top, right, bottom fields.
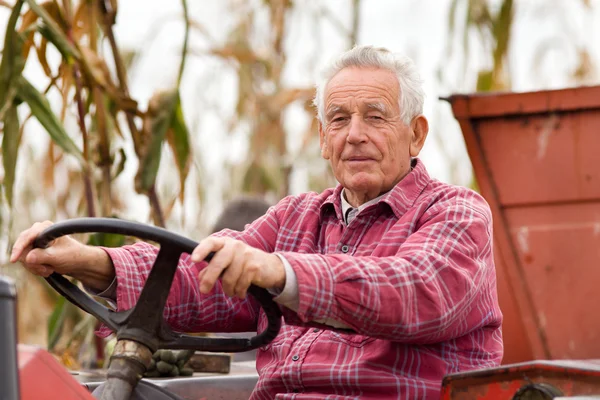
left=319, top=67, right=428, bottom=206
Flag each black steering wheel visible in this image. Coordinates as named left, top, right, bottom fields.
left=33, top=218, right=282, bottom=354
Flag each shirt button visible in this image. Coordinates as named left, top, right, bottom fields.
left=341, top=245, right=349, bottom=253
left=313, top=328, right=320, bottom=333
left=292, top=389, right=300, bottom=393
left=291, top=355, right=299, bottom=361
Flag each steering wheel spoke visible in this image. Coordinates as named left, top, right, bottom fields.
left=117, top=245, right=185, bottom=350
left=45, top=272, right=121, bottom=332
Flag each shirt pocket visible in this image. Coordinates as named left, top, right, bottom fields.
left=328, top=330, right=376, bottom=348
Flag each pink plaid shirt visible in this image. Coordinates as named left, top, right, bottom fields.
left=102, top=159, right=502, bottom=399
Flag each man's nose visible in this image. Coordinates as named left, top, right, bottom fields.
left=346, top=116, right=368, bottom=144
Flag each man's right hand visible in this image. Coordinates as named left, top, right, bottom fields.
left=10, top=221, right=116, bottom=292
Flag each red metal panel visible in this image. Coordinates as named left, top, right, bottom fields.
left=19, top=344, right=94, bottom=400
left=476, top=110, right=600, bottom=205
left=447, top=85, right=600, bottom=364
left=492, top=244, right=534, bottom=364
left=453, top=111, right=549, bottom=362
left=441, top=360, right=600, bottom=399
left=506, top=203, right=600, bottom=359
left=447, top=85, right=600, bottom=118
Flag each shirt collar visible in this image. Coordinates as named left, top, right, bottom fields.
left=320, top=158, right=431, bottom=222
left=340, top=189, right=385, bottom=224
left=380, top=158, right=430, bottom=219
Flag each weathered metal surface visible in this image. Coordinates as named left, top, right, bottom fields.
left=188, top=352, right=232, bottom=374
left=78, top=360, right=258, bottom=400
left=1, top=276, right=19, bottom=400
left=441, top=360, right=600, bottom=399
left=101, top=339, right=154, bottom=400
left=446, top=85, right=600, bottom=364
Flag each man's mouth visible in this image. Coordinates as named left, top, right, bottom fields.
left=346, top=156, right=374, bottom=162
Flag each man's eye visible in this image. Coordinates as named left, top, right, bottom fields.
left=332, top=117, right=347, bottom=123
left=367, top=115, right=383, bottom=120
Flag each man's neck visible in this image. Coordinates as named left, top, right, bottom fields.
left=343, top=161, right=416, bottom=207
left=341, top=189, right=385, bottom=213
left=342, top=189, right=385, bottom=208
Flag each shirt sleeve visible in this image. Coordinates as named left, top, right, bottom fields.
left=268, top=254, right=299, bottom=310
left=271, top=255, right=350, bottom=330
left=95, top=206, right=283, bottom=338
left=84, top=276, right=117, bottom=305
left=278, top=192, right=499, bottom=344
left=94, top=242, right=261, bottom=338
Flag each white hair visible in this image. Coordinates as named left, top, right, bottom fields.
left=314, top=45, right=425, bottom=125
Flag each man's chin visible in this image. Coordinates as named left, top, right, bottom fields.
left=343, top=178, right=382, bottom=199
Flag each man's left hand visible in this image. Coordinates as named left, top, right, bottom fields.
left=191, top=237, right=285, bottom=299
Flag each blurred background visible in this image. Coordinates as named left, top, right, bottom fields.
left=0, top=0, right=598, bottom=369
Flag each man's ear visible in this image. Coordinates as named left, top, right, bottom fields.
left=319, top=121, right=330, bottom=160
left=409, top=115, right=429, bottom=157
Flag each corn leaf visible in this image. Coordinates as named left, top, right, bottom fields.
left=476, top=69, right=494, bottom=91
left=79, top=47, right=113, bottom=89
left=25, top=0, right=80, bottom=62
left=177, top=0, right=190, bottom=87
left=2, top=105, right=20, bottom=206
left=242, top=161, right=278, bottom=193
left=72, top=0, right=91, bottom=42
left=448, top=0, right=459, bottom=37
left=16, top=76, right=84, bottom=162
left=35, top=36, right=52, bottom=76
left=47, top=296, right=67, bottom=351
left=0, top=0, right=25, bottom=116
left=111, top=148, right=127, bottom=179
left=135, top=89, right=178, bottom=193
left=166, top=95, right=191, bottom=202
left=491, top=0, right=513, bottom=72
left=18, top=7, right=40, bottom=60
left=572, top=49, right=594, bottom=82
left=42, top=142, right=58, bottom=189
left=87, top=232, right=126, bottom=248
left=19, top=1, right=61, bottom=65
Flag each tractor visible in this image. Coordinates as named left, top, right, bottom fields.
left=3, top=84, right=600, bottom=399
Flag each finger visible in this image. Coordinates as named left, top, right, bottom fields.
left=220, top=248, right=246, bottom=297
left=199, top=243, right=235, bottom=294
left=10, top=230, right=33, bottom=263
left=25, top=263, right=54, bottom=277
left=11, top=221, right=52, bottom=262
left=234, top=266, right=256, bottom=299
left=24, top=248, right=53, bottom=265
left=37, top=265, right=55, bottom=278
left=197, top=268, right=207, bottom=289
left=10, top=243, right=30, bottom=264
left=190, top=237, right=225, bottom=263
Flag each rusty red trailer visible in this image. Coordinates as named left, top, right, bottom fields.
left=446, top=85, right=600, bottom=365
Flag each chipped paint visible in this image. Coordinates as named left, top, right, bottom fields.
left=516, top=226, right=530, bottom=254
left=441, top=360, right=600, bottom=399
left=537, top=114, right=558, bottom=160
left=539, top=312, right=547, bottom=329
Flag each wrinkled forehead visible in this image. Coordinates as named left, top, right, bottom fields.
left=324, top=67, right=400, bottom=108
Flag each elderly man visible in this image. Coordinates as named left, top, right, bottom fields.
left=11, top=45, right=502, bottom=399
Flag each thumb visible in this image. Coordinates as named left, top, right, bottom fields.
left=25, top=247, right=56, bottom=265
